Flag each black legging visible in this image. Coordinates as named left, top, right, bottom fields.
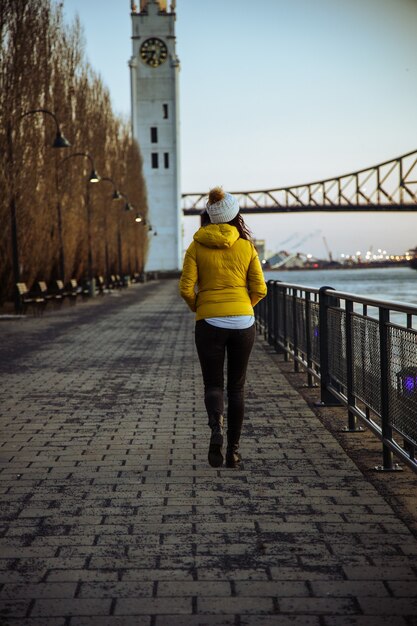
left=194, top=320, right=256, bottom=445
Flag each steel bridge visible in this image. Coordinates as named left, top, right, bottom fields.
left=182, top=149, right=417, bottom=216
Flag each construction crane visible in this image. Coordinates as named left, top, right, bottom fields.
left=289, top=229, right=322, bottom=250
left=322, top=236, right=333, bottom=262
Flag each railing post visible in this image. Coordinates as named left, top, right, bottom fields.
left=305, top=292, right=314, bottom=387
left=262, top=290, right=267, bottom=339
left=282, top=285, right=289, bottom=362
left=305, top=291, right=313, bottom=387
left=342, top=299, right=364, bottom=432
left=316, top=286, right=340, bottom=406
left=375, top=307, right=401, bottom=471
left=273, top=281, right=279, bottom=350
left=266, top=280, right=274, bottom=344
left=273, top=280, right=281, bottom=352
left=292, top=288, right=300, bottom=372
left=274, top=281, right=286, bottom=355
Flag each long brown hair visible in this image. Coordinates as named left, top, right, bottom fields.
left=200, top=211, right=253, bottom=241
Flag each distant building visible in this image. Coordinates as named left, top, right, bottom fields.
left=253, top=239, right=266, bottom=261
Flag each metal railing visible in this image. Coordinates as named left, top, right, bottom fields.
left=256, top=280, right=417, bottom=473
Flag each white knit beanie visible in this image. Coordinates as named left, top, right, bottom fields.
left=206, top=192, right=240, bottom=224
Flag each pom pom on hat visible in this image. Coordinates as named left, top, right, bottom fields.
left=206, top=186, right=240, bottom=224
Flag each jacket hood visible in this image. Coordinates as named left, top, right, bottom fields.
left=193, top=224, right=240, bottom=249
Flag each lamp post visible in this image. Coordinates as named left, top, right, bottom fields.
left=134, top=213, right=144, bottom=274
left=6, top=109, right=71, bottom=312
left=60, top=153, right=100, bottom=296
left=123, top=200, right=135, bottom=277
left=114, top=194, right=134, bottom=277
left=98, top=177, right=123, bottom=283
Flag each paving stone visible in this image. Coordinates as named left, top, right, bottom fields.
left=279, top=597, right=358, bottom=614
left=0, top=599, right=31, bottom=619
left=269, top=567, right=345, bottom=581
left=197, top=596, right=274, bottom=614
left=343, top=565, right=417, bottom=580
left=71, top=619, right=151, bottom=626
left=386, top=580, right=417, bottom=597
left=240, top=618, right=320, bottom=626
left=78, top=581, right=154, bottom=598
left=0, top=617, right=67, bottom=626
left=45, top=569, right=120, bottom=582
left=235, top=580, right=309, bottom=597
left=121, top=569, right=195, bottom=582
left=0, top=582, right=77, bottom=599
left=357, top=597, right=417, bottom=615
left=157, top=581, right=231, bottom=596
left=154, top=617, right=236, bottom=626
left=30, top=598, right=112, bottom=617
left=310, top=580, right=388, bottom=597
left=114, top=597, right=192, bottom=615
left=323, top=618, right=408, bottom=626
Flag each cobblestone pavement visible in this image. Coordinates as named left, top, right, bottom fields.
left=1, top=280, right=417, bottom=626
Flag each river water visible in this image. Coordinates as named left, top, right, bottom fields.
left=264, top=266, right=417, bottom=308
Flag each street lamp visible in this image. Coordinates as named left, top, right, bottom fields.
left=142, top=218, right=157, bottom=236
left=98, top=177, right=124, bottom=282
left=55, top=154, right=101, bottom=282
left=60, top=152, right=100, bottom=296
left=112, top=192, right=135, bottom=276
left=6, top=109, right=71, bottom=312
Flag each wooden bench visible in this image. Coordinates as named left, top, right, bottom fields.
left=80, top=279, right=91, bottom=299
left=35, top=281, right=57, bottom=307
left=109, top=274, right=122, bottom=290
left=15, top=283, right=45, bottom=315
left=96, top=275, right=106, bottom=295
left=65, top=279, right=79, bottom=304
left=48, top=280, right=65, bottom=306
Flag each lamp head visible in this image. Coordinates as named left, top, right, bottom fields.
left=89, top=169, right=100, bottom=183
left=52, top=131, right=71, bottom=148
left=112, top=189, right=122, bottom=200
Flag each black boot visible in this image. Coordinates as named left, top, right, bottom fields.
left=226, top=390, right=244, bottom=469
left=208, top=414, right=224, bottom=467
left=225, top=443, right=241, bottom=468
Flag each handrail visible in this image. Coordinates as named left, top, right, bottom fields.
left=256, top=279, right=417, bottom=473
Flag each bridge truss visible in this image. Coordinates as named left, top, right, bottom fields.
left=182, top=149, right=417, bottom=215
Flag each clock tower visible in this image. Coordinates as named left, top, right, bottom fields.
left=129, top=0, right=181, bottom=272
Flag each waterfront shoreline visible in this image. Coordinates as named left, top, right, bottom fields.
left=263, top=265, right=417, bottom=306
left=265, top=260, right=410, bottom=272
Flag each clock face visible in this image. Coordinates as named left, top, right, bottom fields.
left=140, top=38, right=168, bottom=68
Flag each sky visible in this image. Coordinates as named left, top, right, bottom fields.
left=62, top=0, right=417, bottom=260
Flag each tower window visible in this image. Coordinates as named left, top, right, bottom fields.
left=164, top=153, right=169, bottom=169
left=163, top=104, right=169, bottom=119
left=151, top=153, right=159, bottom=169
left=150, top=127, right=158, bottom=143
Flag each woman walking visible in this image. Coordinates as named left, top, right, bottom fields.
left=179, top=187, right=267, bottom=468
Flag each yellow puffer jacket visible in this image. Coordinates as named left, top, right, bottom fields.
left=179, top=224, right=267, bottom=320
